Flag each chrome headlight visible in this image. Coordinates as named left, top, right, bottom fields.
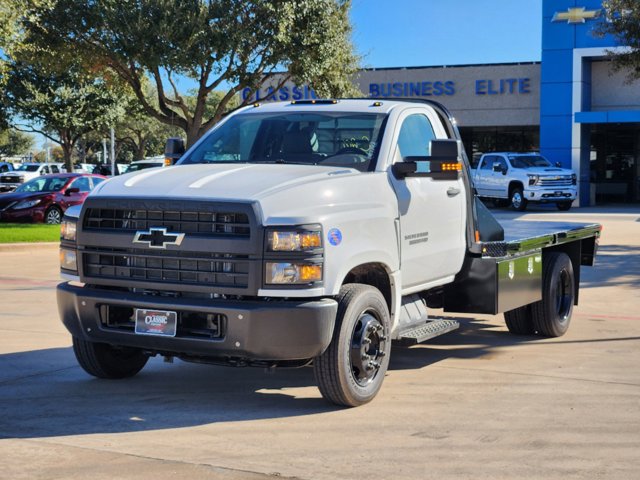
left=527, top=174, right=539, bottom=186
left=59, top=248, right=78, bottom=272
left=571, top=173, right=577, bottom=185
left=265, top=262, right=322, bottom=284
left=267, top=230, right=322, bottom=252
left=12, top=199, right=41, bottom=209
left=60, top=218, right=77, bottom=241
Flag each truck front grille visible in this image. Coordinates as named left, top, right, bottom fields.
left=83, top=247, right=250, bottom=289
left=538, top=176, right=573, bottom=187
left=83, top=208, right=250, bottom=237
left=0, top=176, right=21, bottom=184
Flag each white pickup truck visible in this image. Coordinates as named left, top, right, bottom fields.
left=57, top=99, right=600, bottom=407
left=473, top=152, right=577, bottom=211
left=0, top=162, right=63, bottom=192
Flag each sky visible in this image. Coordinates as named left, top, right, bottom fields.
left=350, top=0, right=542, bottom=68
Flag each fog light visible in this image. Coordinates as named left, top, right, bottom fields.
left=530, top=192, right=535, bottom=198
left=60, top=248, right=77, bottom=272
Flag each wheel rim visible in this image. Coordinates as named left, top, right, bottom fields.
left=555, top=269, right=572, bottom=322
left=512, top=192, right=522, bottom=209
left=349, top=312, right=387, bottom=387
left=46, top=208, right=61, bottom=224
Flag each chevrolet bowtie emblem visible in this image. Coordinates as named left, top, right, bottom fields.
left=552, top=7, right=601, bottom=24
left=133, top=227, right=185, bottom=249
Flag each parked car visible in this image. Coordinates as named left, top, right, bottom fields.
left=124, top=158, right=165, bottom=173
left=473, top=152, right=577, bottom=211
left=0, top=163, right=64, bottom=193
left=0, top=162, right=15, bottom=173
left=0, top=173, right=106, bottom=224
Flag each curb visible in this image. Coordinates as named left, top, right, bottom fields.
left=0, top=242, right=59, bottom=252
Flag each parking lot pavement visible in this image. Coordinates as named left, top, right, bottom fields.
left=1, top=207, right=640, bottom=480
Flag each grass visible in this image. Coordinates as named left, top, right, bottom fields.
left=0, top=223, right=61, bottom=243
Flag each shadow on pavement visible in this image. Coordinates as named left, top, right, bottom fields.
left=2, top=314, right=638, bottom=440
left=580, top=244, right=640, bottom=289
left=0, top=316, right=538, bottom=440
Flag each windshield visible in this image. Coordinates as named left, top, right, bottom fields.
left=17, top=164, right=40, bottom=172
left=508, top=155, right=552, bottom=168
left=15, top=176, right=68, bottom=193
left=126, top=162, right=162, bottom=173
left=179, top=112, right=388, bottom=172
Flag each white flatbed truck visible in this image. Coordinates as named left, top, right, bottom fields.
left=57, top=99, right=601, bottom=406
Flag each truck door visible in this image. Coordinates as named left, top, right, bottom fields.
left=475, top=156, right=494, bottom=196
left=491, top=156, right=509, bottom=197
left=389, top=111, right=467, bottom=290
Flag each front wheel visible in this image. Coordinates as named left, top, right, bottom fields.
left=72, top=336, right=148, bottom=378
left=510, top=187, right=527, bottom=211
left=314, top=284, right=391, bottom=407
left=45, top=206, right=62, bottom=224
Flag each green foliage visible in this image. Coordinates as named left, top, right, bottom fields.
left=598, top=1, right=640, bottom=79
left=21, top=0, right=361, bottom=146
left=0, top=129, right=34, bottom=158
left=3, top=49, right=132, bottom=171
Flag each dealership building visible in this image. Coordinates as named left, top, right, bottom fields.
left=246, top=0, right=640, bottom=205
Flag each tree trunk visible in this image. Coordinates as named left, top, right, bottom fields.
left=136, top=139, right=147, bottom=161
left=62, top=143, right=73, bottom=173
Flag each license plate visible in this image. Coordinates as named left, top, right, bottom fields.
left=135, top=309, right=177, bottom=337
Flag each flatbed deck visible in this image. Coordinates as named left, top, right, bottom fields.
left=482, top=219, right=602, bottom=257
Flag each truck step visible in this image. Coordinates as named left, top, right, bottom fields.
left=397, top=319, right=460, bottom=346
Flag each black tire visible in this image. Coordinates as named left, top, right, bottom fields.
left=556, top=201, right=572, bottom=211
left=510, top=187, right=527, bottom=211
left=531, top=252, right=574, bottom=337
left=504, top=304, right=535, bottom=335
left=72, top=336, right=148, bottom=379
left=45, top=206, right=62, bottom=224
left=314, top=284, right=391, bottom=407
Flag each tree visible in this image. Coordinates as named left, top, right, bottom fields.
left=22, top=0, right=360, bottom=147
left=0, top=128, right=33, bottom=158
left=598, top=1, right=640, bottom=79
left=3, top=55, right=131, bottom=172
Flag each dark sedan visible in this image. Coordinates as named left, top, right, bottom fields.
left=0, top=173, right=106, bottom=224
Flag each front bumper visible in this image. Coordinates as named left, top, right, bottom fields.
left=57, top=282, right=337, bottom=362
left=0, top=206, right=45, bottom=222
left=524, top=187, right=577, bottom=202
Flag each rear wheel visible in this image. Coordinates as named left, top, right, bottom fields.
left=510, top=187, right=527, bottom=211
left=531, top=252, right=574, bottom=337
left=556, top=201, right=572, bottom=211
left=314, top=284, right=391, bottom=407
left=72, top=336, right=148, bottom=379
left=504, top=304, right=535, bottom=335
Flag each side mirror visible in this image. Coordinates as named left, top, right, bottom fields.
left=392, top=139, right=461, bottom=180
left=64, top=187, right=80, bottom=196
left=164, top=137, right=185, bottom=166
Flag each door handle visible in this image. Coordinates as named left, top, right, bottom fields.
left=447, top=187, right=461, bottom=197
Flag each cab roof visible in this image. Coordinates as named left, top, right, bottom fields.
left=239, top=98, right=433, bottom=115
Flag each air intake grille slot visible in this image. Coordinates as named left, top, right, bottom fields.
left=83, top=208, right=250, bottom=237
left=83, top=247, right=249, bottom=288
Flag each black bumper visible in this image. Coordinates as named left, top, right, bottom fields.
left=57, top=283, right=337, bottom=362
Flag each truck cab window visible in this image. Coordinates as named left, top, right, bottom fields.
left=397, top=114, right=436, bottom=159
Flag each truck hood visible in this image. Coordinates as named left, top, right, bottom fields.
left=525, top=167, right=574, bottom=176
left=92, top=163, right=361, bottom=202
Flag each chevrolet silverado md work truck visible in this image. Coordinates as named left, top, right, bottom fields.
left=57, top=99, right=601, bottom=407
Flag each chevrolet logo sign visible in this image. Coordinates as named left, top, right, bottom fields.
left=133, top=227, right=185, bottom=249
left=552, top=7, right=601, bottom=24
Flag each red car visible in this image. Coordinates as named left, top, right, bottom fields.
left=0, top=173, right=106, bottom=224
